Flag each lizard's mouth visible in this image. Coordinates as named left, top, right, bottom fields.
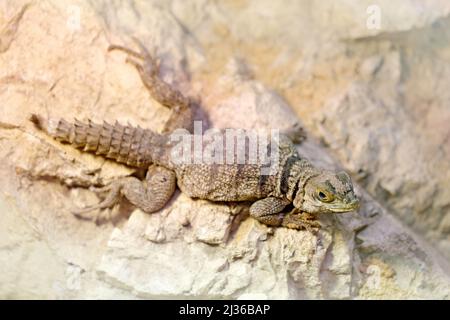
left=328, top=198, right=360, bottom=213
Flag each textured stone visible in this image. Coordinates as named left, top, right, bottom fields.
left=1, top=0, right=449, bottom=299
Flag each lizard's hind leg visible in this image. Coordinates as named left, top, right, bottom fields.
left=73, top=165, right=176, bottom=218
left=108, top=38, right=193, bottom=133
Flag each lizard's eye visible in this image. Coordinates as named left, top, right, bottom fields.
left=316, top=189, right=334, bottom=203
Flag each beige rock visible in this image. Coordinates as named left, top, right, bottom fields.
left=0, top=0, right=449, bottom=299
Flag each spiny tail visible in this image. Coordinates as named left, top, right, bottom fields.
left=30, top=114, right=169, bottom=168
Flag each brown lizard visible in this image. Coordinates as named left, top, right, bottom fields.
left=29, top=41, right=359, bottom=231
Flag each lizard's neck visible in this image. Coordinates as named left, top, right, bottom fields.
left=280, top=157, right=321, bottom=202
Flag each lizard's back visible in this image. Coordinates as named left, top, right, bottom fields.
left=175, top=163, right=277, bottom=201
left=171, top=131, right=297, bottom=202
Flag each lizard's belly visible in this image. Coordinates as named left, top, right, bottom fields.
left=175, top=163, right=276, bottom=202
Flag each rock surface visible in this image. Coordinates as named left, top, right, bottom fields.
left=0, top=0, right=449, bottom=299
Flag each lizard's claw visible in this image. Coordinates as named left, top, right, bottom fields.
left=72, top=181, right=122, bottom=219
left=88, top=184, right=112, bottom=194
left=71, top=205, right=99, bottom=219
left=71, top=205, right=113, bottom=224
left=281, top=212, right=322, bottom=233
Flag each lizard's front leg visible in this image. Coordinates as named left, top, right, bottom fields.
left=281, top=209, right=321, bottom=233
left=108, top=39, right=194, bottom=133
left=249, top=197, right=291, bottom=227
left=74, top=165, right=176, bottom=217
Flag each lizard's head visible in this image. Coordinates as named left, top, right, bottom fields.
left=294, top=171, right=360, bottom=214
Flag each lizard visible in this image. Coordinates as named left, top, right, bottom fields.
left=29, top=40, right=360, bottom=231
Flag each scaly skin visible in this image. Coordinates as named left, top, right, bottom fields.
left=29, top=40, right=359, bottom=231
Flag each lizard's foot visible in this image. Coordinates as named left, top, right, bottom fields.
left=72, top=166, right=176, bottom=219
left=285, top=122, right=307, bottom=144
left=108, top=37, right=160, bottom=78
left=281, top=210, right=321, bottom=233
left=108, top=38, right=193, bottom=133
left=72, top=180, right=122, bottom=219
